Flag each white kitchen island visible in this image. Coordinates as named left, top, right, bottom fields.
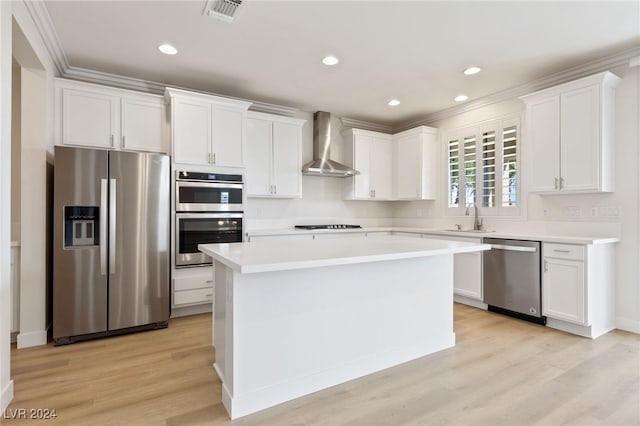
left=199, top=236, right=488, bottom=419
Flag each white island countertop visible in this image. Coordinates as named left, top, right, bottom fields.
left=199, top=235, right=489, bottom=274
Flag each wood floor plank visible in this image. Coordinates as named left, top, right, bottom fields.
left=5, top=304, right=639, bottom=425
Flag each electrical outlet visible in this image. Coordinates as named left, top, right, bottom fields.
left=598, top=206, right=621, bottom=217
left=590, top=207, right=598, bottom=217
left=564, top=207, right=580, bottom=217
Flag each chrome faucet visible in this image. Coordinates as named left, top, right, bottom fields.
left=465, top=203, right=483, bottom=231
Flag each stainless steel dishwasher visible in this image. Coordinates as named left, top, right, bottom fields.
left=482, top=238, right=545, bottom=325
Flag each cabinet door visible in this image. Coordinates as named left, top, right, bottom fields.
left=173, top=99, right=211, bottom=166
left=212, top=106, right=244, bottom=167
left=542, top=258, right=586, bottom=324
left=272, top=122, right=302, bottom=198
left=560, top=85, right=600, bottom=192
left=454, top=251, right=483, bottom=300
left=62, top=88, right=119, bottom=148
left=528, top=97, right=560, bottom=192
left=246, top=118, right=273, bottom=196
left=121, top=97, right=165, bottom=153
left=371, top=136, right=393, bottom=199
left=394, top=133, right=421, bottom=199
left=352, top=134, right=372, bottom=199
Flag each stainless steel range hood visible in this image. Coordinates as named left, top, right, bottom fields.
left=302, top=111, right=359, bottom=177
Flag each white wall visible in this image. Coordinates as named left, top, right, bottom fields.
left=393, top=64, right=640, bottom=333
left=11, top=60, right=20, bottom=242
left=17, top=67, right=48, bottom=348
left=10, top=1, right=57, bottom=350
left=245, top=112, right=394, bottom=229
left=0, top=0, right=14, bottom=413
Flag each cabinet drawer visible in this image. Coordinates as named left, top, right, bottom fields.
left=174, top=288, right=213, bottom=306
left=174, top=274, right=213, bottom=291
left=543, top=243, right=585, bottom=261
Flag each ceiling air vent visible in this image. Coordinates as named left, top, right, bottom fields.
left=203, top=0, right=243, bottom=23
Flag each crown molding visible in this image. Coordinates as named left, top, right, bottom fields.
left=340, top=117, right=393, bottom=134
left=393, top=46, right=640, bottom=132
left=248, top=101, right=300, bottom=117
left=64, top=66, right=168, bottom=94
left=23, top=0, right=69, bottom=76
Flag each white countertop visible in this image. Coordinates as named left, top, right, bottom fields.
left=200, top=235, right=489, bottom=274
left=246, top=226, right=619, bottom=245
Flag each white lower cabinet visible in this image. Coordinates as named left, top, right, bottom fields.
left=542, top=242, right=615, bottom=338
left=542, top=243, right=586, bottom=324
left=396, top=233, right=484, bottom=304
left=543, top=255, right=585, bottom=324
left=172, top=267, right=214, bottom=315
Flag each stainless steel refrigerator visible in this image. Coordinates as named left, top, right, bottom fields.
left=53, top=146, right=170, bottom=345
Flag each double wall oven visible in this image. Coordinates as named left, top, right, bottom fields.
left=175, top=171, right=244, bottom=267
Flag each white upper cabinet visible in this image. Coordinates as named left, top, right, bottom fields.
left=55, top=78, right=166, bottom=153
left=392, top=126, right=439, bottom=200
left=171, top=97, right=211, bottom=166
left=121, top=96, right=166, bottom=153
left=166, top=87, right=252, bottom=168
left=521, top=71, right=620, bottom=194
left=212, top=106, right=245, bottom=167
left=246, top=111, right=305, bottom=198
left=342, top=128, right=393, bottom=200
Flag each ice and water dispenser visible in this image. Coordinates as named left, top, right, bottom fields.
left=64, top=206, right=100, bottom=248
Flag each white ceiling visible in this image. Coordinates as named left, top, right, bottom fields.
left=44, top=1, right=639, bottom=127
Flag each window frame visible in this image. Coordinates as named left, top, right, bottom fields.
left=443, top=114, right=522, bottom=218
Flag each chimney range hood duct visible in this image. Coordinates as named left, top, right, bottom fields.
left=302, top=111, right=359, bottom=177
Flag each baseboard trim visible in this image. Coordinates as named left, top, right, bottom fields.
left=171, top=304, right=212, bottom=318
left=1, top=379, right=14, bottom=413
left=16, top=330, right=47, bottom=349
left=615, top=317, right=640, bottom=334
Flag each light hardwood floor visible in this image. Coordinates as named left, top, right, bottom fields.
left=5, top=304, right=640, bottom=426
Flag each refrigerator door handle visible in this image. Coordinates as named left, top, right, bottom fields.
left=109, top=178, right=117, bottom=274
left=100, top=179, right=108, bottom=275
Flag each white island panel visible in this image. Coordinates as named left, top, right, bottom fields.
left=201, top=236, right=488, bottom=419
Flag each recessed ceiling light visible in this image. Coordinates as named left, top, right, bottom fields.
left=388, top=99, right=400, bottom=107
left=454, top=95, right=469, bottom=102
left=463, top=66, right=481, bottom=75
left=322, top=55, right=339, bottom=66
left=158, top=44, right=178, bottom=55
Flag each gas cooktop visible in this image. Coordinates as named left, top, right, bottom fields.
left=295, top=224, right=362, bottom=230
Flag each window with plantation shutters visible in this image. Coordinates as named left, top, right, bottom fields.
left=448, top=138, right=460, bottom=208
left=481, top=130, right=496, bottom=208
left=463, top=135, right=477, bottom=206
left=444, top=115, right=521, bottom=217
left=502, top=125, right=518, bottom=207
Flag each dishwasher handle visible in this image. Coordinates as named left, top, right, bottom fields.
left=489, top=244, right=538, bottom=253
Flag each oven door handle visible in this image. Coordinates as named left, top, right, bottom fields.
left=175, top=212, right=244, bottom=219
left=176, top=181, right=244, bottom=190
